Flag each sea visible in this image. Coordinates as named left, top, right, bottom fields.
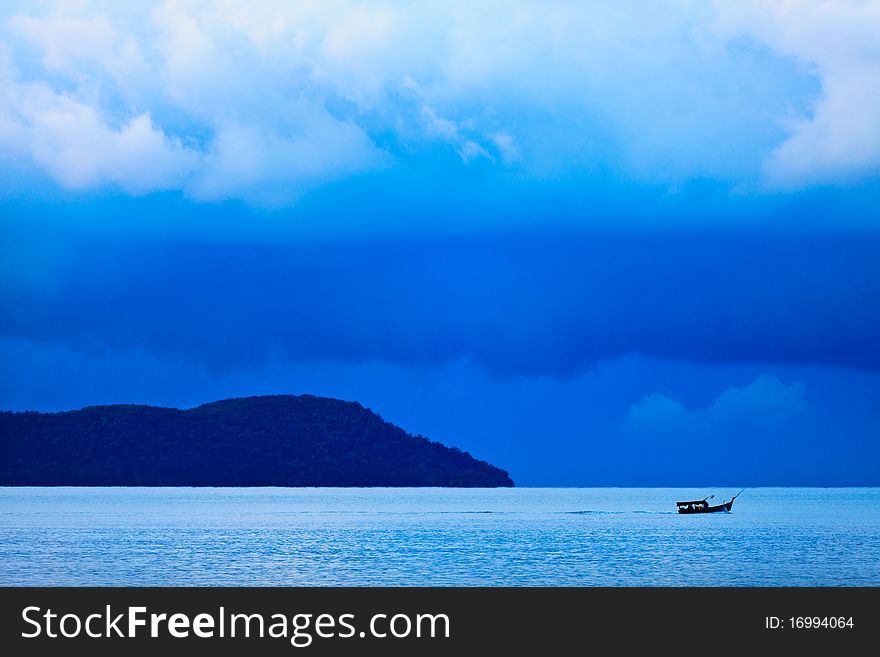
left=1, top=487, right=878, bottom=586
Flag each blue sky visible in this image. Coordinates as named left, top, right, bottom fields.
left=2, top=1, right=879, bottom=485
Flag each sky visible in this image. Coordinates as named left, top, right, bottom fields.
left=1, top=1, right=879, bottom=485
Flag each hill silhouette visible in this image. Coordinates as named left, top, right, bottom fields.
left=0, top=395, right=513, bottom=487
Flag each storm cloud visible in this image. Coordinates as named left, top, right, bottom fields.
left=3, top=227, right=879, bottom=378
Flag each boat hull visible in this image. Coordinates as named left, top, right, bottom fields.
left=677, top=500, right=734, bottom=514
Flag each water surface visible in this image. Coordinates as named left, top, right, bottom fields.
left=1, top=487, right=877, bottom=586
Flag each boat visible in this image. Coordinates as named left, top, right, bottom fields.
left=676, top=490, right=743, bottom=514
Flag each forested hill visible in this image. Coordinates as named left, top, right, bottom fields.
left=0, top=395, right=514, bottom=487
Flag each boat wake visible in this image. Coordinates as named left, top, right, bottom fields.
left=562, top=510, right=676, bottom=515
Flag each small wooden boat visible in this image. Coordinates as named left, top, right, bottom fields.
left=676, top=490, right=742, bottom=514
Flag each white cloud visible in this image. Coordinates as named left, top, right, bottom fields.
left=8, top=14, right=149, bottom=88
left=0, top=5, right=388, bottom=203
left=421, top=104, right=493, bottom=163
left=190, top=116, right=386, bottom=205
left=0, top=0, right=877, bottom=204
left=0, top=73, right=197, bottom=194
left=32, top=108, right=195, bottom=194
left=490, top=132, right=520, bottom=165
left=624, top=375, right=807, bottom=438
left=711, top=0, right=880, bottom=187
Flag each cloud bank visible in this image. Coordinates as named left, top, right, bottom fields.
left=1, top=1, right=878, bottom=204
left=3, top=230, right=879, bottom=377
left=624, top=375, right=808, bottom=439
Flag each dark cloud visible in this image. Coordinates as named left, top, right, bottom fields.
left=3, top=228, right=880, bottom=377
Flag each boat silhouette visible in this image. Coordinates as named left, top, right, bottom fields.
left=676, top=490, right=743, bottom=514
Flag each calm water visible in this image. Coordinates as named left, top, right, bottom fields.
left=1, top=487, right=878, bottom=586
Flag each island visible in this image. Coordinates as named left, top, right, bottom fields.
left=0, top=394, right=514, bottom=487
